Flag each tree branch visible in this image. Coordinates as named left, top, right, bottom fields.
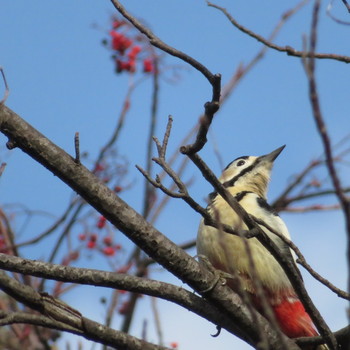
left=0, top=271, right=172, bottom=350
left=208, top=1, right=350, bottom=64
left=302, top=0, right=350, bottom=319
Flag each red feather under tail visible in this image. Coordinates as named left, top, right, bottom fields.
left=272, top=298, right=317, bottom=338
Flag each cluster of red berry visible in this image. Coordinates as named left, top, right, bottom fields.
left=103, top=17, right=155, bottom=74
left=78, top=217, right=122, bottom=257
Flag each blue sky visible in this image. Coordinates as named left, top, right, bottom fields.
left=0, top=1, right=349, bottom=349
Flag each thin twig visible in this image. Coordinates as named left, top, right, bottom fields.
left=341, top=0, right=350, bottom=12
left=253, top=216, right=349, bottom=300
left=121, top=53, right=161, bottom=335
left=276, top=187, right=350, bottom=209
left=0, top=68, right=9, bottom=105
left=0, top=162, right=6, bottom=177
left=143, top=54, right=160, bottom=218
left=207, top=1, right=350, bottom=64
left=283, top=203, right=340, bottom=212
left=305, top=0, right=350, bottom=228
left=151, top=297, right=164, bottom=346
left=110, top=0, right=217, bottom=85
left=272, top=160, right=322, bottom=210
left=74, top=132, right=80, bottom=164
left=303, top=2, right=350, bottom=339
left=220, top=0, right=311, bottom=103
left=136, top=118, right=259, bottom=238
left=327, top=0, right=350, bottom=24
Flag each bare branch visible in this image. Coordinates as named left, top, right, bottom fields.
left=74, top=132, right=80, bottom=164
left=0, top=253, right=259, bottom=343
left=302, top=0, right=350, bottom=321
left=272, top=159, right=322, bottom=210
left=252, top=216, right=350, bottom=300
left=137, top=118, right=260, bottom=239
left=208, top=1, right=350, bottom=64
left=0, top=271, right=172, bottom=350
left=327, top=0, right=350, bottom=25
left=0, top=67, right=9, bottom=105
left=109, top=0, right=217, bottom=85
left=296, top=325, right=350, bottom=349
left=151, top=297, right=164, bottom=346
left=283, top=203, right=340, bottom=212
left=0, top=310, right=82, bottom=334
left=341, top=0, right=350, bottom=13
left=0, top=162, right=6, bottom=177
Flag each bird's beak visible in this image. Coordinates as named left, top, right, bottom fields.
left=259, top=145, right=286, bottom=163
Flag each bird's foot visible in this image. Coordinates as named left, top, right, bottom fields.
left=195, top=254, right=234, bottom=293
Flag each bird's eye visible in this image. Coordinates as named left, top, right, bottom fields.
left=237, top=160, right=245, bottom=166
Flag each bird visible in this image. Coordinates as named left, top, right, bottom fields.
left=196, top=145, right=328, bottom=349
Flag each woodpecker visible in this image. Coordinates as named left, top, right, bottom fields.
left=197, top=146, right=328, bottom=349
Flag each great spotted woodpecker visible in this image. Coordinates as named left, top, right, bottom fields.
left=196, top=146, right=328, bottom=349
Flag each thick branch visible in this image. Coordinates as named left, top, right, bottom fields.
left=0, top=271, right=172, bottom=350
left=0, top=253, right=247, bottom=337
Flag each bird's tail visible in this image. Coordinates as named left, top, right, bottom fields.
left=272, top=298, right=329, bottom=350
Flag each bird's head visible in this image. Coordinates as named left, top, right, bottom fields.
left=219, top=145, right=285, bottom=198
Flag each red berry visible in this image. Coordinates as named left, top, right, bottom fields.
left=143, top=58, right=154, bottom=73
left=127, top=59, right=136, bottom=73
left=110, top=31, right=132, bottom=54
left=90, top=234, right=97, bottom=242
left=78, top=233, right=86, bottom=241
left=114, top=186, right=122, bottom=193
left=103, top=236, right=112, bottom=246
left=93, top=163, right=105, bottom=173
left=116, top=59, right=128, bottom=73
left=170, top=342, right=178, bottom=349
left=103, top=246, right=115, bottom=256
left=87, top=241, right=96, bottom=249
left=97, top=216, right=107, bottom=229
left=112, top=19, right=124, bottom=29
left=118, top=301, right=130, bottom=315
left=69, top=251, right=79, bottom=261
left=128, top=45, right=141, bottom=60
